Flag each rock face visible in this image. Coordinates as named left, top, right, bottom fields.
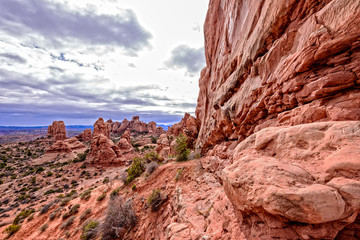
left=89, top=134, right=122, bottom=165
left=93, top=118, right=111, bottom=138
left=193, top=0, right=360, bottom=239
left=75, top=128, right=92, bottom=142
left=168, top=113, right=200, bottom=147
left=222, top=121, right=360, bottom=239
left=196, top=0, right=360, bottom=152
left=156, top=113, right=200, bottom=158
left=47, top=121, right=67, bottom=141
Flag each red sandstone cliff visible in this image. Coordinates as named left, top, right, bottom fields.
left=196, top=0, right=360, bottom=152
left=194, top=0, right=360, bottom=239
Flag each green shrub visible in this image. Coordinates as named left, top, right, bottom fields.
left=60, top=216, right=75, bottom=229
left=60, top=197, right=71, bottom=206
left=102, top=177, right=110, bottom=184
left=97, top=193, right=106, bottom=201
left=144, top=151, right=161, bottom=163
left=125, top=157, right=145, bottom=184
left=150, top=136, right=158, bottom=144
left=46, top=171, right=53, bottom=177
left=79, top=209, right=92, bottom=222
left=175, top=168, right=184, bottom=181
left=81, top=189, right=92, bottom=200
left=3, top=224, right=20, bottom=236
left=147, top=189, right=163, bottom=212
left=110, top=187, right=120, bottom=198
left=175, top=134, right=190, bottom=162
left=36, top=166, right=45, bottom=173
left=13, top=209, right=35, bottom=224
left=81, top=220, right=99, bottom=240
left=131, top=184, right=136, bottom=191
left=40, top=223, right=48, bottom=232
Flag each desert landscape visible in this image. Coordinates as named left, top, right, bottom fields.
left=1, top=0, right=360, bottom=239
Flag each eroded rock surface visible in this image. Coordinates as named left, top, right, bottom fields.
left=75, top=128, right=92, bottom=142
left=47, top=137, right=85, bottom=153
left=222, top=121, right=360, bottom=239
left=47, top=121, right=67, bottom=141
left=196, top=0, right=360, bottom=152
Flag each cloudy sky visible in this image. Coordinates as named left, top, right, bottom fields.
left=0, top=0, right=208, bottom=126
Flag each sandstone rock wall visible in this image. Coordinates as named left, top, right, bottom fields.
left=196, top=0, right=360, bottom=152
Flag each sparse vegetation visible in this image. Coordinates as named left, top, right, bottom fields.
left=150, top=136, right=158, bottom=144
left=80, top=209, right=92, bottom=222
left=110, top=187, right=120, bottom=198
left=40, top=202, right=54, bottom=214
left=147, top=189, right=164, bottom=212
left=97, top=193, right=106, bottom=201
left=3, top=224, right=20, bottom=236
left=125, top=157, right=145, bottom=184
left=175, top=134, right=190, bottom=162
left=98, top=196, right=136, bottom=240
left=40, top=223, right=48, bottom=232
left=175, top=168, right=184, bottom=181
left=81, top=220, right=99, bottom=240
left=60, top=215, right=76, bottom=229
left=145, top=161, right=159, bottom=175
left=13, top=209, right=35, bottom=225
left=81, top=189, right=92, bottom=200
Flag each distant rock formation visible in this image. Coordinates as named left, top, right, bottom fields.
left=156, top=113, right=200, bottom=157
left=110, top=116, right=165, bottom=137
left=93, top=118, right=111, bottom=138
left=75, top=128, right=92, bottom=142
left=47, top=121, right=67, bottom=141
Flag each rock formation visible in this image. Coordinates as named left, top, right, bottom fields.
left=110, top=116, right=165, bottom=137
left=156, top=113, right=200, bottom=157
left=116, top=129, right=134, bottom=155
left=93, top=118, right=111, bottom=138
left=89, top=134, right=122, bottom=165
left=47, top=121, right=67, bottom=141
left=195, top=0, right=360, bottom=153
left=168, top=113, right=200, bottom=147
left=75, top=128, right=92, bottom=142
left=47, top=137, right=85, bottom=153
left=193, top=0, right=360, bottom=239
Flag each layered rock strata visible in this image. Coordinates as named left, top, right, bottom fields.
left=196, top=0, right=360, bottom=152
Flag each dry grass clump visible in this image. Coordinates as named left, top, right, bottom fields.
left=98, top=196, right=136, bottom=240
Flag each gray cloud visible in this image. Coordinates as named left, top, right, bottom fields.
left=0, top=53, right=27, bottom=64
left=0, top=0, right=152, bottom=55
left=165, top=45, right=205, bottom=76
left=0, top=69, right=188, bottom=125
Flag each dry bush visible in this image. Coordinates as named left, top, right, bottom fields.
left=145, top=161, right=159, bottom=175
left=98, top=196, right=136, bottom=240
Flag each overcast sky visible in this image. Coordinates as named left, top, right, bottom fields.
left=0, top=0, right=208, bottom=126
